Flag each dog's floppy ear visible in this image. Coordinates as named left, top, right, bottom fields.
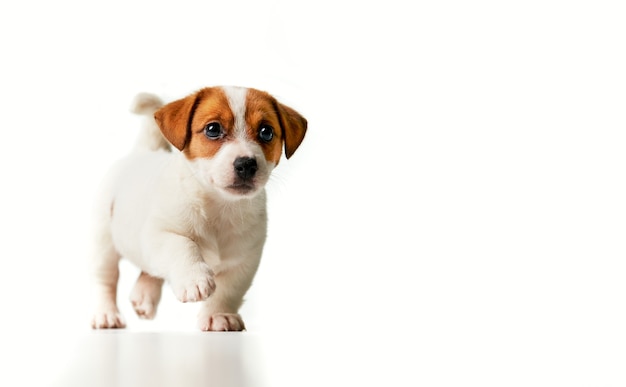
left=154, top=92, right=201, bottom=151
left=276, top=103, right=307, bottom=159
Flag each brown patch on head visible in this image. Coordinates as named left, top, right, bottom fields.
left=184, top=88, right=233, bottom=160
left=245, top=89, right=308, bottom=164
left=245, top=89, right=284, bottom=165
left=154, top=88, right=234, bottom=159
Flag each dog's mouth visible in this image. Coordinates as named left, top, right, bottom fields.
left=226, top=182, right=256, bottom=195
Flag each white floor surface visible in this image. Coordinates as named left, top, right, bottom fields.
left=52, top=331, right=270, bottom=387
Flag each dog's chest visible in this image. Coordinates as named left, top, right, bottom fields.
left=189, top=198, right=267, bottom=266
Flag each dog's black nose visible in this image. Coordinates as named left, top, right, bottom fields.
left=234, top=157, right=258, bottom=180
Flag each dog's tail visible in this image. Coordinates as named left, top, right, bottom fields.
left=130, top=92, right=171, bottom=152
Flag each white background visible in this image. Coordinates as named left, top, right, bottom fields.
left=1, top=0, right=625, bottom=386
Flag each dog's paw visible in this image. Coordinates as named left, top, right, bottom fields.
left=91, top=308, right=126, bottom=329
left=198, top=313, right=246, bottom=332
left=129, top=273, right=163, bottom=320
left=170, top=262, right=216, bottom=303
left=130, top=290, right=159, bottom=320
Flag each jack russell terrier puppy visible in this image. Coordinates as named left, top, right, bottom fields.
left=90, top=86, right=307, bottom=331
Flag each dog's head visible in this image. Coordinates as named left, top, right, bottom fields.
left=154, top=86, right=307, bottom=200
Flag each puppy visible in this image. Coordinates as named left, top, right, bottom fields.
left=90, top=86, right=307, bottom=331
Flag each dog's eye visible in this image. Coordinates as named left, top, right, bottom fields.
left=258, top=125, right=274, bottom=142
left=204, top=122, right=223, bottom=139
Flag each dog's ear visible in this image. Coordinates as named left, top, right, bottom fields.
left=276, top=103, right=307, bottom=159
left=154, top=92, right=201, bottom=150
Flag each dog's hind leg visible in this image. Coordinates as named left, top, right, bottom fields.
left=130, top=271, right=164, bottom=319
left=90, top=200, right=125, bottom=329
left=90, top=244, right=124, bottom=328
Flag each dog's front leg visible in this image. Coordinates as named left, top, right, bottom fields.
left=197, top=255, right=262, bottom=331
left=145, top=231, right=216, bottom=303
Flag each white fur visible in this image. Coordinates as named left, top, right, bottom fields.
left=222, top=86, right=248, bottom=138
left=90, top=89, right=271, bottom=331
